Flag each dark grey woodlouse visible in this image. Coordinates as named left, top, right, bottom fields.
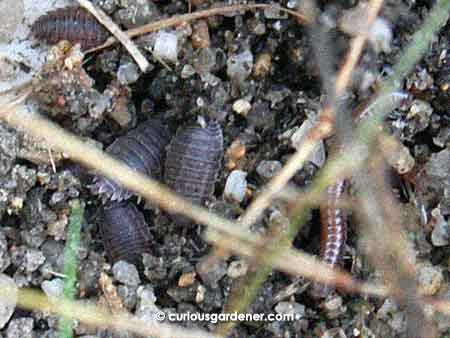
left=31, top=7, right=109, bottom=50
left=164, top=120, right=223, bottom=224
left=91, top=120, right=171, bottom=203
left=100, top=201, right=152, bottom=264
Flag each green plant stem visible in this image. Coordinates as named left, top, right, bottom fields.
left=58, top=199, right=84, bottom=338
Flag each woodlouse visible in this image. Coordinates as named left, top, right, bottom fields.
left=91, top=120, right=171, bottom=203
left=164, top=120, right=223, bottom=224
left=100, top=201, right=152, bottom=264
left=311, top=180, right=348, bottom=298
left=31, top=7, right=109, bottom=50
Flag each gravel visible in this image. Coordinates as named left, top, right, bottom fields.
left=112, top=261, right=141, bottom=286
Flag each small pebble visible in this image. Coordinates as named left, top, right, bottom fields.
left=275, top=301, right=305, bottom=318
left=135, top=285, right=162, bottom=321
left=323, top=295, right=346, bottom=319
left=256, top=160, right=283, bottom=180
left=117, top=285, right=138, bottom=310
left=24, top=249, right=45, bottom=273
left=191, top=20, right=210, bottom=49
left=117, top=63, right=140, bottom=85
left=227, top=260, right=248, bottom=278
left=181, top=64, right=196, bottom=79
left=0, top=274, right=17, bottom=329
left=424, top=149, right=450, bottom=181
left=0, top=232, right=10, bottom=272
left=225, top=139, right=246, bottom=170
left=404, top=100, right=433, bottom=138
left=196, top=256, right=227, bottom=289
left=112, top=261, right=141, bottom=286
left=417, top=264, right=443, bottom=295
left=223, top=170, right=248, bottom=204
left=246, top=102, right=275, bottom=129
left=178, top=272, right=196, bottom=287
left=232, top=99, right=252, bottom=116
left=6, top=318, right=33, bottom=338
left=430, top=208, right=449, bottom=246
left=41, top=278, right=64, bottom=299
left=253, top=53, right=272, bottom=79
left=376, top=297, right=398, bottom=319
left=196, top=284, right=206, bottom=303
left=153, top=31, right=178, bottom=63
left=227, top=50, right=254, bottom=86
left=389, top=312, right=407, bottom=333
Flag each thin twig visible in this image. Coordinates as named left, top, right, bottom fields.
left=0, top=287, right=218, bottom=338
left=77, top=0, right=150, bottom=72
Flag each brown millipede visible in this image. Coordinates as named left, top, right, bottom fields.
left=311, top=91, right=409, bottom=298
left=311, top=180, right=348, bottom=298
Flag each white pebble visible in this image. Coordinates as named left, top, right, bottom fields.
left=41, top=278, right=64, bottom=299
left=153, top=31, right=178, bottom=63
left=232, top=99, right=252, bottom=116
left=224, top=170, right=247, bottom=203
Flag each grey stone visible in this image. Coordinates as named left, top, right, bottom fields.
left=41, top=278, right=64, bottom=298
left=24, top=249, right=45, bottom=273
left=0, top=274, right=17, bottom=329
left=196, top=256, right=227, bottom=289
left=256, top=160, right=283, bottom=180
left=112, top=260, right=141, bottom=286
left=117, top=63, right=140, bottom=85
left=6, top=318, right=33, bottom=338
left=153, top=31, right=178, bottom=63
left=227, top=50, right=253, bottom=85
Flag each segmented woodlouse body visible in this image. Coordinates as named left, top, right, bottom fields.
left=164, top=120, right=223, bottom=223
left=31, top=7, right=109, bottom=50
left=311, top=180, right=348, bottom=298
left=100, top=201, right=152, bottom=264
left=91, top=120, right=171, bottom=203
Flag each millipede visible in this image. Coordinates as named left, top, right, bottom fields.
left=311, top=180, right=348, bottom=298
left=311, top=91, right=410, bottom=298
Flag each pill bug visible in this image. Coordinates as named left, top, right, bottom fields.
left=91, top=120, right=171, bottom=203
left=164, top=120, right=223, bottom=224
left=100, top=201, right=152, bottom=264
left=30, top=6, right=109, bottom=50
left=311, top=180, right=348, bottom=298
